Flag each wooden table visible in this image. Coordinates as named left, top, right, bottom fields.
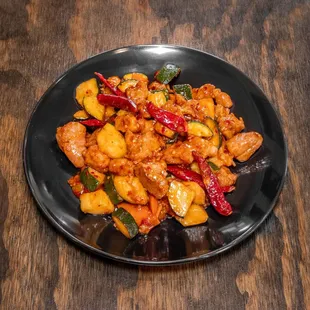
left=1, top=0, right=309, bottom=309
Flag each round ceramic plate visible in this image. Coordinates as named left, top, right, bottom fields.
left=23, top=45, right=287, bottom=265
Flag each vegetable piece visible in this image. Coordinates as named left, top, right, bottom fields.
left=193, top=152, right=232, bottom=216
left=204, top=117, right=222, bottom=148
left=183, top=182, right=206, bottom=205
left=80, top=189, right=114, bottom=215
left=113, top=176, right=149, bottom=205
left=94, top=72, right=125, bottom=97
left=83, top=96, right=105, bottom=120
left=146, top=102, right=188, bottom=133
left=167, top=165, right=205, bottom=189
left=112, top=208, right=139, bottom=239
left=118, top=203, right=152, bottom=226
left=147, top=91, right=167, bottom=108
left=188, top=121, right=213, bottom=138
left=73, top=110, right=89, bottom=120
left=105, top=106, right=116, bottom=119
left=154, top=122, right=176, bottom=139
left=97, top=93, right=138, bottom=113
left=75, top=78, right=99, bottom=106
left=208, top=161, right=220, bottom=171
left=176, top=204, right=208, bottom=227
left=80, top=167, right=101, bottom=192
left=199, top=98, right=215, bottom=119
left=190, top=162, right=200, bottom=174
left=149, top=195, right=162, bottom=218
left=104, top=174, right=123, bottom=204
left=123, top=72, right=148, bottom=82
left=168, top=180, right=195, bottom=217
left=166, top=133, right=179, bottom=144
left=79, top=119, right=105, bottom=127
left=155, top=63, right=181, bottom=84
left=97, top=123, right=127, bottom=158
left=173, top=84, right=192, bottom=100
left=221, top=186, right=235, bottom=193
left=118, top=79, right=138, bottom=92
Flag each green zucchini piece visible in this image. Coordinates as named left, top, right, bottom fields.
left=204, top=117, right=222, bottom=148
left=104, top=174, right=124, bottom=205
left=208, top=161, right=220, bottom=171
left=118, top=79, right=138, bottom=92
left=173, top=84, right=192, bottom=100
left=80, top=168, right=100, bottom=192
left=188, top=121, right=213, bottom=138
left=112, top=208, right=139, bottom=239
left=147, top=91, right=167, bottom=108
left=166, top=133, right=179, bottom=144
left=151, top=89, right=169, bottom=100
left=155, top=63, right=181, bottom=84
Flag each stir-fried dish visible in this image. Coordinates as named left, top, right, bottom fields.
left=56, top=63, right=263, bottom=239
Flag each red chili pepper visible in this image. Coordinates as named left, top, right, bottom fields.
left=79, top=119, right=105, bottom=127
left=94, top=72, right=125, bottom=97
left=221, top=186, right=235, bottom=193
left=146, top=102, right=188, bottom=133
left=97, top=93, right=138, bottom=113
left=193, top=152, right=233, bottom=216
left=167, top=165, right=206, bottom=189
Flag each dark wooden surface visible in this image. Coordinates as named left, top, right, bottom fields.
left=0, top=0, right=309, bottom=309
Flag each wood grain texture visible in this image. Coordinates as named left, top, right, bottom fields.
left=0, top=0, right=309, bottom=309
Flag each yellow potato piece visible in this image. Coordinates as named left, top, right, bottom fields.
left=168, top=180, right=195, bottom=217
left=97, top=123, right=127, bottom=159
left=176, top=204, right=208, bottom=227
left=113, top=176, right=149, bottom=205
left=183, top=181, right=206, bottom=205
left=80, top=189, right=114, bottom=215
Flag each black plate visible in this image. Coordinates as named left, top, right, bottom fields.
left=23, top=45, right=287, bottom=265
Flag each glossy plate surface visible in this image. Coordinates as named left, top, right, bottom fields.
left=23, top=45, right=287, bottom=265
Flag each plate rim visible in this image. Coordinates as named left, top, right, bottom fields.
left=23, top=44, right=288, bottom=266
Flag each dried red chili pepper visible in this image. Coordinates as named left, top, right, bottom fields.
left=97, top=93, right=138, bottom=113
left=146, top=102, right=188, bottom=133
left=94, top=72, right=125, bottom=97
left=193, top=152, right=233, bottom=216
left=221, top=186, right=235, bottom=193
left=167, top=165, right=205, bottom=189
left=79, top=119, right=105, bottom=127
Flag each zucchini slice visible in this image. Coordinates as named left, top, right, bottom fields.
left=104, top=174, right=124, bottom=205
left=147, top=91, right=167, bottom=108
left=204, top=117, right=222, bottom=148
left=83, top=96, right=105, bottom=121
left=188, top=121, right=213, bottom=138
left=176, top=204, right=208, bottom=227
left=168, top=180, right=195, bottom=217
left=154, top=122, right=176, bottom=138
left=118, top=79, right=138, bottom=92
left=208, top=161, right=220, bottom=171
left=173, top=84, right=192, bottom=100
left=112, top=208, right=139, bottom=239
left=113, top=176, right=149, bottom=205
left=155, top=63, right=181, bottom=84
left=75, top=78, right=99, bottom=106
left=123, top=72, right=148, bottom=82
left=73, top=110, right=89, bottom=120
left=80, top=167, right=104, bottom=192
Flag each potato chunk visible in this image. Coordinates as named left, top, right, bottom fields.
left=80, top=189, right=114, bottom=215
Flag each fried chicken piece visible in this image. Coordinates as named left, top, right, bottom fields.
left=56, top=122, right=86, bottom=168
